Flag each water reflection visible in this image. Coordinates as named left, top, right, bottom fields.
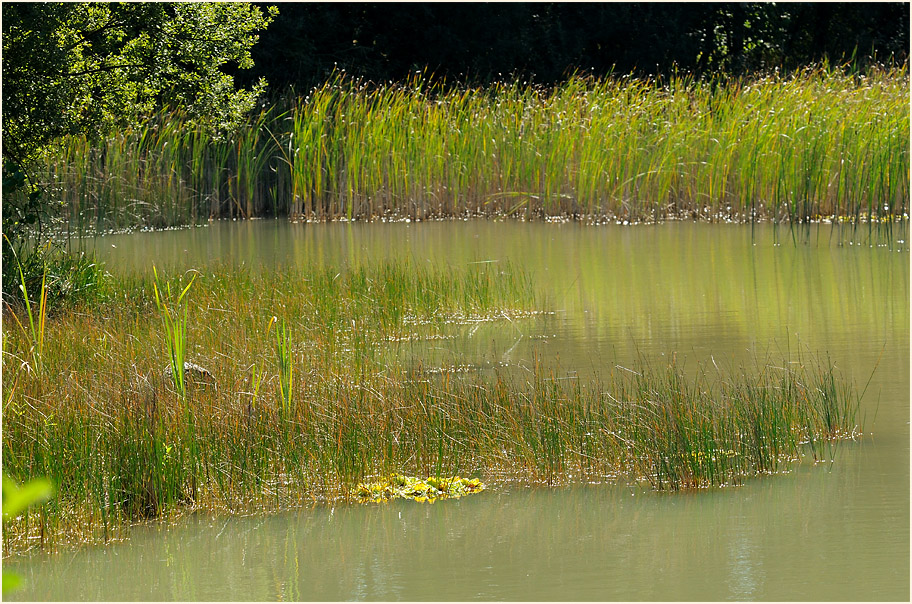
left=8, top=449, right=908, bottom=601
left=726, top=519, right=762, bottom=600
left=88, top=220, right=908, bottom=385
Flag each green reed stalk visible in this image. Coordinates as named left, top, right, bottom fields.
left=272, top=317, right=294, bottom=418
left=5, top=245, right=49, bottom=374
left=152, top=266, right=196, bottom=399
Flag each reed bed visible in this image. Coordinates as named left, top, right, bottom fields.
left=2, top=260, right=862, bottom=552
left=39, top=64, right=908, bottom=234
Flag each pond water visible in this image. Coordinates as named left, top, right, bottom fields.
left=8, top=220, right=909, bottom=601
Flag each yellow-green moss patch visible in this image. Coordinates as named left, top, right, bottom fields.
left=355, top=474, right=485, bottom=503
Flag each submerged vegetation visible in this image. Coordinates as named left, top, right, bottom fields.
left=37, top=64, right=908, bottom=235
left=2, top=260, right=862, bottom=552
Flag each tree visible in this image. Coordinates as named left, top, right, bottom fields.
left=1, top=2, right=276, bottom=302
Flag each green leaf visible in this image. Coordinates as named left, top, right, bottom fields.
left=2, top=475, right=54, bottom=522
left=3, top=570, right=23, bottom=594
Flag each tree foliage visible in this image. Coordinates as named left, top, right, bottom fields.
left=2, top=2, right=276, bottom=169
left=1, top=2, right=275, bottom=304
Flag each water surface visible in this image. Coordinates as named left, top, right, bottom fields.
left=8, top=220, right=908, bottom=600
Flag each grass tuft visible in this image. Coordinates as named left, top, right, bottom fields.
left=152, top=267, right=197, bottom=399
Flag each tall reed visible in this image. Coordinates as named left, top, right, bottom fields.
left=4, top=243, right=50, bottom=374
left=37, top=64, right=908, bottom=235
left=152, top=267, right=197, bottom=399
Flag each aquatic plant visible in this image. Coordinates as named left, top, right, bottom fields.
left=1, top=475, right=54, bottom=593
left=35, top=64, right=908, bottom=236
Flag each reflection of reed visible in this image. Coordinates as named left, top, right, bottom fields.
left=12, top=456, right=906, bottom=602
left=92, top=221, right=909, bottom=355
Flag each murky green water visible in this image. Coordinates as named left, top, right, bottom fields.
left=8, top=220, right=909, bottom=601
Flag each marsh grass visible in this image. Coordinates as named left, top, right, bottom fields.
left=2, top=261, right=862, bottom=551
left=37, top=65, right=908, bottom=237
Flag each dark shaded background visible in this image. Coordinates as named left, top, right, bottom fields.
left=236, top=2, right=909, bottom=90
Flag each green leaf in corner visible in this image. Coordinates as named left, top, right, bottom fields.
left=3, top=570, right=23, bottom=593
left=2, top=475, right=54, bottom=522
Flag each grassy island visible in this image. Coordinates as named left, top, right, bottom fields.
left=3, top=261, right=862, bottom=551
